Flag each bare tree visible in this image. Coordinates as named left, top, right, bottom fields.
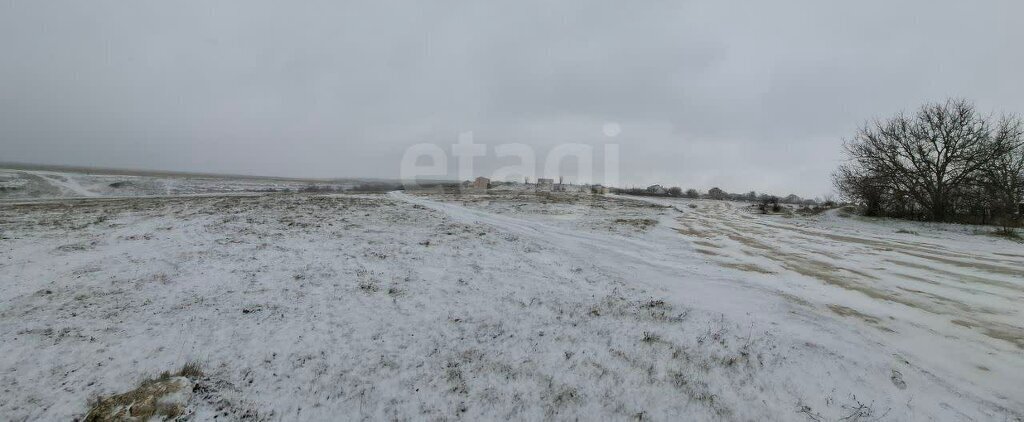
left=839, top=99, right=1017, bottom=222
left=980, top=117, right=1024, bottom=220
left=832, top=163, right=889, bottom=216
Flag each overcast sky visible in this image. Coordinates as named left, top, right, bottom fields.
left=2, top=1, right=1022, bottom=197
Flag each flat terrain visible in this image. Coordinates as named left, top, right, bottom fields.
left=0, top=170, right=1022, bottom=421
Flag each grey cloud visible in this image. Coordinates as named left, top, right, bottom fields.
left=2, top=0, right=1023, bottom=197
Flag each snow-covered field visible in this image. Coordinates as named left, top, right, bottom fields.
left=0, top=167, right=395, bottom=201
left=1, top=170, right=1022, bottom=421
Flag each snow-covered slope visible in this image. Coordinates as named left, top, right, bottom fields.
left=0, top=168, right=396, bottom=201
left=0, top=190, right=1020, bottom=420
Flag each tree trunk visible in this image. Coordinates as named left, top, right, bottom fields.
left=931, top=194, right=947, bottom=222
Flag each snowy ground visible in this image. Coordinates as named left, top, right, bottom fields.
left=0, top=171, right=1022, bottom=421
left=0, top=167, right=395, bottom=201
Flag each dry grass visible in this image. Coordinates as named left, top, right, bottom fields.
left=614, top=218, right=658, bottom=230
left=84, top=362, right=203, bottom=422
left=177, top=361, right=203, bottom=379
left=641, top=331, right=661, bottom=343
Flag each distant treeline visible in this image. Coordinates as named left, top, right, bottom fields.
left=614, top=185, right=828, bottom=207
left=299, top=181, right=404, bottom=193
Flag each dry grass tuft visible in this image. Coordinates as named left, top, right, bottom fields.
left=84, top=362, right=203, bottom=422
left=177, top=361, right=204, bottom=379
left=614, top=218, right=658, bottom=230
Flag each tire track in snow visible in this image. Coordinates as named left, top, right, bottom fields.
left=388, top=191, right=791, bottom=315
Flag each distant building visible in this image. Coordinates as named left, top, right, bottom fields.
left=782, top=194, right=803, bottom=204
left=535, top=178, right=554, bottom=192
left=472, top=177, right=490, bottom=189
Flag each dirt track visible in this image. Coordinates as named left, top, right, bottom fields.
left=669, top=200, right=1024, bottom=350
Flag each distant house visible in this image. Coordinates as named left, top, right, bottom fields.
left=536, top=178, right=554, bottom=192
left=782, top=194, right=803, bottom=204
left=472, top=177, right=490, bottom=189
